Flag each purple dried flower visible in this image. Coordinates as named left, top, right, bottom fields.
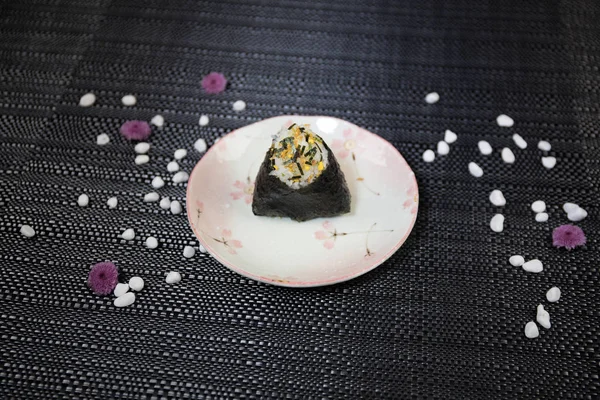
left=88, top=262, right=119, bottom=295
left=201, top=72, right=227, bottom=94
left=552, top=224, right=586, bottom=250
left=120, top=120, right=151, bottom=141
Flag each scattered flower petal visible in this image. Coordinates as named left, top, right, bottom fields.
left=201, top=72, right=227, bottom=94
left=120, top=120, right=151, bottom=141
left=88, top=262, right=119, bottom=295
left=552, top=224, right=586, bottom=250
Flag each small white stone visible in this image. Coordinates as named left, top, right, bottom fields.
left=145, top=236, right=158, bottom=249
left=121, top=228, right=135, bottom=240
left=542, top=156, right=556, bottom=169
left=512, top=134, right=527, bottom=149
left=489, top=190, right=506, bottom=206
left=469, top=162, right=483, bottom=178
left=232, top=100, right=246, bottom=111
left=497, top=114, right=514, bottom=127
left=134, top=142, right=150, bottom=154
left=159, top=197, right=171, bottom=210
left=199, top=115, right=209, bottom=126
left=20, top=225, right=35, bottom=238
left=135, top=155, right=149, bottom=165
left=194, top=138, right=207, bottom=153
left=563, top=203, right=579, bottom=213
left=546, top=287, right=561, bottom=303
left=166, top=271, right=182, bottom=284
left=151, top=114, right=164, bottom=127
left=114, top=292, right=135, bottom=307
left=79, top=93, right=96, bottom=107
left=535, top=212, right=548, bottom=222
left=107, top=197, right=118, bottom=209
left=437, top=141, right=449, bottom=155
left=183, top=245, right=195, bottom=258
left=172, top=171, right=189, bottom=184
left=522, top=259, right=543, bottom=273
left=128, top=276, right=144, bottom=291
left=536, top=304, right=551, bottom=329
left=509, top=255, right=524, bottom=267
left=167, top=161, right=179, bottom=173
left=96, top=133, right=110, bottom=146
left=151, top=176, right=165, bottom=189
left=490, top=214, right=504, bottom=233
left=121, top=94, right=136, bottom=106
left=524, top=321, right=539, bottom=339
left=538, top=140, right=551, bottom=151
left=114, top=283, right=129, bottom=297
left=174, top=149, right=187, bottom=160
left=425, top=92, right=440, bottom=104
left=478, top=141, right=492, bottom=155
left=531, top=200, right=546, bottom=213
left=77, top=194, right=89, bottom=207
left=567, top=207, right=587, bottom=222
left=444, top=129, right=457, bottom=144
left=144, top=192, right=159, bottom=202
left=501, top=148, right=515, bottom=164
left=170, top=200, right=182, bottom=215
left=199, top=244, right=207, bottom=253
left=422, top=149, right=435, bottom=163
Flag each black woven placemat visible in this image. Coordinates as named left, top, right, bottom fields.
left=1, top=0, right=599, bottom=398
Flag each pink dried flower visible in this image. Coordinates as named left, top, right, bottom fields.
left=88, top=262, right=119, bottom=295
left=201, top=72, right=227, bottom=94
left=552, top=224, right=586, bottom=250
left=120, top=120, right=151, bottom=141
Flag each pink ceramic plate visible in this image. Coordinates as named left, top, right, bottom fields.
left=186, top=116, right=418, bottom=287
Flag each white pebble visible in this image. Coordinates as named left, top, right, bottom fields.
left=512, top=134, right=527, bottom=149
left=167, top=161, right=179, bottom=173
left=501, top=148, right=515, bottom=164
left=444, top=129, right=457, bottom=144
left=114, top=292, right=135, bottom=307
left=20, top=225, right=35, bottom=238
left=199, top=244, right=207, bottom=253
left=172, top=171, right=189, bottom=184
left=422, top=149, right=435, bottom=163
left=79, top=93, right=96, bottom=107
left=151, top=114, right=164, bottom=127
left=522, top=259, right=543, bottom=273
left=166, top=271, right=182, bottom=284
left=489, top=190, right=506, bottom=206
left=159, top=197, right=171, bottom=210
left=509, top=255, right=524, bottom=267
left=478, top=141, right=492, bottom=155
left=183, top=245, right=195, bottom=258
left=469, top=162, right=483, bottom=178
left=567, top=207, right=587, bottom=222
left=151, top=176, right=165, bottom=189
left=199, top=115, right=209, bottom=126
left=135, top=155, right=149, bottom=165
left=536, top=305, right=551, bottom=329
left=145, top=236, right=158, bottom=249
left=128, top=276, right=144, bottom=291
left=96, top=133, right=110, bottom=146
left=233, top=100, right=246, bottom=111
left=194, top=138, right=208, bottom=153
left=170, top=200, right=182, bottom=215
left=538, top=140, right=551, bottom=151
left=437, top=141, right=449, bottom=155
left=490, top=214, right=504, bottom=233
left=114, top=283, right=129, bottom=297
left=134, top=142, right=150, bottom=154
left=174, top=149, right=187, bottom=160
left=546, top=287, right=561, bottom=302
left=425, top=92, right=440, bottom=104
left=121, top=228, right=135, bottom=240
left=121, top=94, right=136, bottom=106
left=107, top=197, right=118, bottom=209
left=496, top=114, right=514, bottom=127
left=524, top=321, right=539, bottom=339
left=563, top=202, right=579, bottom=213
left=535, top=213, right=548, bottom=222
left=144, top=192, right=159, bottom=202
left=531, top=200, right=546, bottom=213
left=77, top=194, right=89, bottom=207
left=542, top=156, right=556, bottom=169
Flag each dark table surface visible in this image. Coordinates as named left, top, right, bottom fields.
left=1, top=0, right=599, bottom=399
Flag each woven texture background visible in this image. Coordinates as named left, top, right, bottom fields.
left=1, top=0, right=599, bottom=398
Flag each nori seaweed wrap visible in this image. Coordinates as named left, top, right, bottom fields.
left=252, top=123, right=351, bottom=222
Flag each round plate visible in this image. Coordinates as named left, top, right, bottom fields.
left=186, top=116, right=418, bottom=287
